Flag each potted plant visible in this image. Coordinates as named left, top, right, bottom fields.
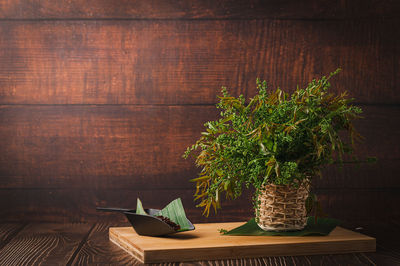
left=183, top=69, right=366, bottom=231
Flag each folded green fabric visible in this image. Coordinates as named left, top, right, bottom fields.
left=221, top=217, right=340, bottom=236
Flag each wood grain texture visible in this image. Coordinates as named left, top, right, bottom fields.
left=1, top=0, right=399, bottom=19
left=0, top=187, right=399, bottom=224
left=160, top=254, right=381, bottom=265
left=109, top=223, right=375, bottom=263
left=0, top=105, right=397, bottom=190
left=0, top=104, right=399, bottom=223
left=72, top=223, right=140, bottom=265
left=0, top=222, right=396, bottom=266
left=314, top=189, right=400, bottom=224
left=0, top=105, right=218, bottom=190
left=0, top=223, right=25, bottom=250
left=0, top=223, right=91, bottom=265
left=0, top=188, right=254, bottom=223
left=0, top=0, right=398, bottom=235
left=0, top=19, right=398, bottom=104
left=315, top=160, right=400, bottom=189
left=341, top=221, right=400, bottom=265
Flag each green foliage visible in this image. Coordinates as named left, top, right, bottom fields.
left=183, top=69, right=364, bottom=216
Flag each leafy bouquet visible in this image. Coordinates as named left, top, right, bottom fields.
left=184, top=69, right=366, bottom=216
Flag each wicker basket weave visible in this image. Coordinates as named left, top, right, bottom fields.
left=256, top=181, right=310, bottom=231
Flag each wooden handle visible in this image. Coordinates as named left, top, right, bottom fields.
left=96, top=207, right=131, bottom=213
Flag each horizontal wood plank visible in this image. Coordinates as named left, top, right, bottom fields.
left=314, top=160, right=400, bottom=189
left=0, top=20, right=398, bottom=104
left=0, top=187, right=399, bottom=223
left=0, top=105, right=397, bottom=190
left=0, top=223, right=91, bottom=265
left=0, top=188, right=252, bottom=223
left=314, top=189, right=400, bottom=224
left=0, top=105, right=218, bottom=190
left=348, top=220, right=400, bottom=251
left=0, top=0, right=398, bottom=20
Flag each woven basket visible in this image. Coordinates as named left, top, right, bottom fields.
left=256, top=181, right=310, bottom=231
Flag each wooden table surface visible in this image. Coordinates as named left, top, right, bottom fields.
left=0, top=221, right=399, bottom=265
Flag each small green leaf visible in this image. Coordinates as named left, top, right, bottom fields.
left=265, top=138, right=273, bottom=150
left=223, top=180, right=230, bottom=190
left=136, top=198, right=147, bottom=215
left=190, top=175, right=210, bottom=182
left=259, top=143, right=268, bottom=155
left=218, top=228, right=228, bottom=234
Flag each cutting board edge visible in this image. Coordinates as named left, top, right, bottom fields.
left=109, top=228, right=145, bottom=263
left=141, top=237, right=376, bottom=263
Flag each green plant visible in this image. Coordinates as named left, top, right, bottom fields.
left=183, top=69, right=364, bottom=216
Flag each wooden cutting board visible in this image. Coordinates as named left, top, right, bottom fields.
left=109, top=222, right=375, bottom=263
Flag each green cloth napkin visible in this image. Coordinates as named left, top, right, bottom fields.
left=221, top=216, right=340, bottom=236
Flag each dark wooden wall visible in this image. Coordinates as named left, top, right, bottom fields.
left=0, top=0, right=399, bottom=224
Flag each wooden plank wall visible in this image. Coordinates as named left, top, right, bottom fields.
left=0, top=0, right=399, bottom=223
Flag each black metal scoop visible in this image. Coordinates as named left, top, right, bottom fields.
left=96, top=207, right=195, bottom=236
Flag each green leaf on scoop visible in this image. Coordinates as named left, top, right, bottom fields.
left=157, top=198, right=191, bottom=231
left=135, top=197, right=192, bottom=231
left=136, top=198, right=147, bottom=215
